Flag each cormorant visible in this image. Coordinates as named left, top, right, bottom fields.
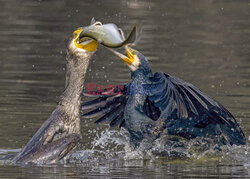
left=11, top=19, right=138, bottom=164
left=82, top=44, right=246, bottom=147
left=12, top=21, right=100, bottom=164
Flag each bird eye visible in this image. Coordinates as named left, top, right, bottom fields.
left=73, top=32, right=78, bottom=37
left=132, top=51, right=136, bottom=55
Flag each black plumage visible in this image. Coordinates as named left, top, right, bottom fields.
left=82, top=52, right=246, bottom=147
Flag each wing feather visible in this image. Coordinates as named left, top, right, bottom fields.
left=81, top=84, right=129, bottom=127
left=143, top=72, right=245, bottom=145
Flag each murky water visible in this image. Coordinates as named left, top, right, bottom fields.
left=0, top=0, right=250, bottom=178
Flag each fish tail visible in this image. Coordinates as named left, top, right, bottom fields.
left=123, top=23, right=142, bottom=46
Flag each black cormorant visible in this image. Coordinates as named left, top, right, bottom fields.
left=82, top=44, right=246, bottom=148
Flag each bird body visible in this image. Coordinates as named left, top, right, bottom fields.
left=82, top=51, right=246, bottom=147
left=12, top=26, right=98, bottom=164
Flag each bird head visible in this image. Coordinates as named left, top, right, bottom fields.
left=71, top=27, right=98, bottom=52
left=108, top=44, right=152, bottom=75
left=69, top=18, right=103, bottom=54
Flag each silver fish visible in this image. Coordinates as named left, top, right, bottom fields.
left=78, top=18, right=141, bottom=48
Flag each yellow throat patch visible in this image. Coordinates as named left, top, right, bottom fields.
left=73, top=29, right=98, bottom=52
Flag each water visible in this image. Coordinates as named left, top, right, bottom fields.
left=0, top=0, right=250, bottom=178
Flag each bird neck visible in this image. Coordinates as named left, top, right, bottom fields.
left=131, top=69, right=152, bottom=82
left=59, top=49, right=94, bottom=115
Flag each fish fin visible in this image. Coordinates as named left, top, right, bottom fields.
left=90, top=17, right=96, bottom=25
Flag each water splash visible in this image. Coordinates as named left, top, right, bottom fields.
left=68, top=128, right=250, bottom=165
left=0, top=129, right=249, bottom=166
left=69, top=128, right=130, bottom=164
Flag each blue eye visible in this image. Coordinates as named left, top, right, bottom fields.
left=74, top=32, right=78, bottom=36
left=132, top=51, right=136, bottom=55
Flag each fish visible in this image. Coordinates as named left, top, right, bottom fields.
left=78, top=18, right=141, bottom=48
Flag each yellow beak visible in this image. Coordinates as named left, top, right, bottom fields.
left=108, top=45, right=135, bottom=65
left=108, top=45, right=140, bottom=71
left=73, top=29, right=98, bottom=52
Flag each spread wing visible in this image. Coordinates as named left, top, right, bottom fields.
left=81, top=84, right=129, bottom=127
left=81, top=83, right=161, bottom=127
left=143, top=72, right=245, bottom=145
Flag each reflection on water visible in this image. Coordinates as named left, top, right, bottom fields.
left=0, top=0, right=250, bottom=178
